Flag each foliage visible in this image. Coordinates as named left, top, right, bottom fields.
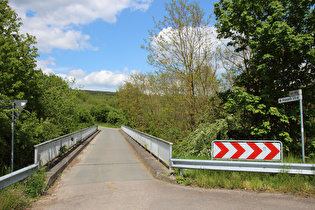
left=106, top=108, right=128, bottom=126
left=82, top=90, right=127, bottom=127
left=0, top=1, right=95, bottom=174
left=0, top=0, right=40, bottom=102
left=174, top=119, right=229, bottom=158
left=118, top=72, right=195, bottom=142
left=214, top=0, right=315, bottom=156
left=142, top=0, right=221, bottom=130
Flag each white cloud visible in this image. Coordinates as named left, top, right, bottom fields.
left=36, top=57, right=55, bottom=74
left=76, top=70, right=128, bottom=91
left=69, top=69, right=86, bottom=79
left=36, top=57, right=135, bottom=91
left=9, top=0, right=153, bottom=53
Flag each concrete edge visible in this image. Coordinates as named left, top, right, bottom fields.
left=45, top=129, right=101, bottom=186
left=119, top=129, right=177, bottom=184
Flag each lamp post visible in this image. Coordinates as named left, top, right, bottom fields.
left=1, top=100, right=27, bottom=172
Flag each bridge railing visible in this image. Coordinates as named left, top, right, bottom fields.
left=34, top=125, right=98, bottom=167
left=121, top=125, right=173, bottom=169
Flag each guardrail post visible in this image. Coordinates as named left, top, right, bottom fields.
left=34, top=146, right=38, bottom=164
left=180, top=169, right=183, bottom=176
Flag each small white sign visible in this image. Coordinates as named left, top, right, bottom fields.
left=278, top=95, right=301, bottom=103
left=289, top=89, right=302, bottom=97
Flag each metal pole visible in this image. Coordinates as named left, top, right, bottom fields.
left=11, top=102, right=14, bottom=172
left=300, top=96, right=305, bottom=163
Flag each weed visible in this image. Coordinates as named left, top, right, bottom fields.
left=176, top=175, right=185, bottom=184
left=24, top=169, right=47, bottom=198
left=0, top=188, right=29, bottom=210
left=59, top=145, right=68, bottom=155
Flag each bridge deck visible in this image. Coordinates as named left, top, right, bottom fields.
left=61, top=126, right=151, bottom=185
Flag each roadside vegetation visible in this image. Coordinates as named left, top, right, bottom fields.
left=0, top=169, right=47, bottom=210
left=175, top=170, right=315, bottom=198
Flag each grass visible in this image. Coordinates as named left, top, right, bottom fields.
left=174, top=154, right=315, bottom=198
left=181, top=170, right=315, bottom=197
left=0, top=169, right=47, bottom=210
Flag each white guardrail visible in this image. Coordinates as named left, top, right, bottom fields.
left=171, top=159, right=315, bottom=175
left=0, top=125, right=98, bottom=190
left=34, top=125, right=98, bottom=167
left=121, top=126, right=315, bottom=175
left=121, top=125, right=173, bottom=169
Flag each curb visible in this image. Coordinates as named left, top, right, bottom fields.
left=119, top=129, right=176, bottom=183
left=45, top=130, right=101, bottom=186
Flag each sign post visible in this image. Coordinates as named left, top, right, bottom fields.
left=278, top=89, right=305, bottom=163
left=0, top=100, right=27, bottom=172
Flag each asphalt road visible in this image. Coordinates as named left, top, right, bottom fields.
left=31, top=127, right=315, bottom=209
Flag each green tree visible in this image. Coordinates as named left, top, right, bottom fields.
left=142, top=0, right=220, bottom=130
left=0, top=0, right=40, bottom=103
left=0, top=1, right=95, bottom=173
left=0, top=0, right=41, bottom=173
left=214, top=0, right=315, bottom=156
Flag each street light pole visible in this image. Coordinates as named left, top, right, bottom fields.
left=1, top=100, right=27, bottom=173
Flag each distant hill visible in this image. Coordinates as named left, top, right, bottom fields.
left=83, top=90, right=116, bottom=96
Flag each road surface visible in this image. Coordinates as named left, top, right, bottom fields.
left=31, top=127, right=314, bottom=209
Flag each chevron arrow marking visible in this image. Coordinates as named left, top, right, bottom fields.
left=230, top=142, right=245, bottom=159
left=247, top=143, right=263, bottom=159
left=263, top=143, right=280, bottom=160
left=214, top=142, right=229, bottom=158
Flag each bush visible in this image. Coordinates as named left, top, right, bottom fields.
left=107, top=109, right=128, bottom=126
left=174, top=118, right=229, bottom=158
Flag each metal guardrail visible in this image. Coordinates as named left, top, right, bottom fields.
left=34, top=125, right=98, bottom=167
left=121, top=125, right=173, bottom=169
left=171, top=158, right=315, bottom=175
left=0, top=125, right=99, bottom=190
left=0, top=164, right=38, bottom=190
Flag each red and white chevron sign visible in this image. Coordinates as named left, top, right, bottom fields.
left=212, top=141, right=281, bottom=161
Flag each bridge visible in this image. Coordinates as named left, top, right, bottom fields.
left=29, top=127, right=314, bottom=209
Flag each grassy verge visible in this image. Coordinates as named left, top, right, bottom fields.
left=0, top=169, right=47, bottom=209
left=173, top=154, right=315, bottom=198
left=176, top=169, right=315, bottom=197
left=173, top=153, right=315, bottom=197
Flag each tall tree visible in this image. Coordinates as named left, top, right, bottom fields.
left=214, top=0, right=314, bottom=96
left=0, top=0, right=41, bottom=172
left=0, top=1, right=95, bottom=173
left=142, top=0, right=219, bottom=130
left=214, top=0, right=315, bottom=155
left=0, top=0, right=40, bottom=102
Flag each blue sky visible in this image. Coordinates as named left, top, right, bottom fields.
left=9, top=0, right=217, bottom=91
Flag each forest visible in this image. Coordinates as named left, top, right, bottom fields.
left=1, top=0, right=314, bottom=177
